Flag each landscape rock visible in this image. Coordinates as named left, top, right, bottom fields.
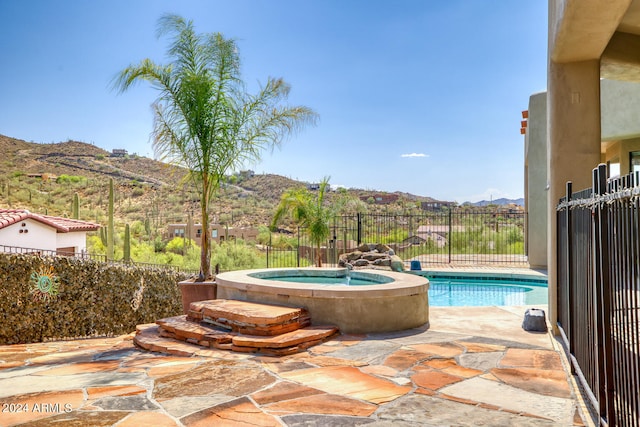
left=390, top=255, right=405, bottom=272
left=357, top=244, right=373, bottom=252
left=346, top=251, right=363, bottom=261
left=376, top=244, right=392, bottom=253
left=363, top=253, right=388, bottom=261
left=373, top=258, right=391, bottom=267
left=522, top=308, right=547, bottom=332
left=338, top=243, right=402, bottom=270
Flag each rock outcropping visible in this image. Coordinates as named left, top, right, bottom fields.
left=338, top=243, right=405, bottom=271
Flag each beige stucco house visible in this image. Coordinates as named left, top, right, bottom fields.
left=167, top=223, right=259, bottom=244
left=523, top=0, right=640, bottom=332
left=525, top=79, right=640, bottom=269
left=0, top=208, right=100, bottom=255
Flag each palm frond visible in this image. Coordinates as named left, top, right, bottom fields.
left=115, top=14, right=317, bottom=277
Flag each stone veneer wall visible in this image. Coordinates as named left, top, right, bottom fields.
left=0, top=253, right=187, bottom=344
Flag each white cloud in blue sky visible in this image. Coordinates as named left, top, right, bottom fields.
left=401, top=153, right=429, bottom=158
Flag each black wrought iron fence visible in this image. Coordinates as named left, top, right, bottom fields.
left=0, top=244, right=191, bottom=273
left=266, top=209, right=527, bottom=268
left=557, top=164, right=640, bottom=427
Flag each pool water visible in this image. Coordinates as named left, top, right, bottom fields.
left=427, top=276, right=548, bottom=306
left=255, top=270, right=548, bottom=306
left=261, top=275, right=382, bottom=286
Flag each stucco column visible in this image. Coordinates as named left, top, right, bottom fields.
left=526, top=92, right=548, bottom=269
left=547, top=59, right=601, bottom=334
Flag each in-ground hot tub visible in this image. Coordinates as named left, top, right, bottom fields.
left=215, top=268, right=430, bottom=333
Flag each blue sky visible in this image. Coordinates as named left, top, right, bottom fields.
left=0, top=1, right=547, bottom=203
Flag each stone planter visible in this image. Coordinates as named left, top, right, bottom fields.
left=178, top=280, right=217, bottom=315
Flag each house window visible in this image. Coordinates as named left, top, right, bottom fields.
left=196, top=229, right=202, bottom=238
left=174, top=228, right=184, bottom=237
left=607, top=160, right=620, bottom=178
left=630, top=151, right=640, bottom=174
left=212, top=229, right=218, bottom=238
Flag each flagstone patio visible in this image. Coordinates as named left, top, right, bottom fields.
left=0, top=305, right=588, bottom=426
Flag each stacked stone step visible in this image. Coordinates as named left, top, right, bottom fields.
left=143, top=299, right=338, bottom=356
left=188, top=299, right=311, bottom=336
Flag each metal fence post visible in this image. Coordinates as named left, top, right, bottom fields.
left=565, top=181, right=574, bottom=364
left=297, top=228, right=300, bottom=268
left=267, top=233, right=271, bottom=268
left=593, top=164, right=615, bottom=426
left=448, top=208, right=452, bottom=264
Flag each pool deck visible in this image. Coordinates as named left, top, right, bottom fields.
left=0, top=267, right=593, bottom=427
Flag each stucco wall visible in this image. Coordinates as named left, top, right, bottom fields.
left=525, top=79, right=640, bottom=268
left=0, top=219, right=89, bottom=253
left=601, top=79, right=640, bottom=141
left=56, top=231, right=89, bottom=253
left=525, top=92, right=548, bottom=268
left=0, top=219, right=57, bottom=251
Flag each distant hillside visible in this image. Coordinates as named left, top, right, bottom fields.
left=0, top=134, right=441, bottom=233
left=470, top=198, right=524, bottom=207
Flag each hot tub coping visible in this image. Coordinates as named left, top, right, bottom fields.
left=216, top=267, right=429, bottom=299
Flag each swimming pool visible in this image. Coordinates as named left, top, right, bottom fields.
left=421, top=273, right=548, bottom=307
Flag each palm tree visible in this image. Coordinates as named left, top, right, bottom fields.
left=113, top=14, right=317, bottom=280
left=272, top=177, right=336, bottom=267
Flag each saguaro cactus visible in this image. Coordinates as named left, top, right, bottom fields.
left=99, top=226, right=107, bottom=246
left=72, top=192, right=79, bottom=219
left=107, top=178, right=115, bottom=261
left=123, top=223, right=131, bottom=262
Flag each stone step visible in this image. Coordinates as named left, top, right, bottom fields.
left=232, top=325, right=339, bottom=350
left=188, top=299, right=311, bottom=336
left=156, top=315, right=235, bottom=346
left=135, top=299, right=340, bottom=356
left=134, top=324, right=201, bottom=357
left=134, top=323, right=339, bottom=357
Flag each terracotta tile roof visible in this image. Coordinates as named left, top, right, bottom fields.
left=0, top=209, right=101, bottom=233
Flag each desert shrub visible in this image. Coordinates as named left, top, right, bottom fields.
left=166, top=237, right=197, bottom=255
left=257, top=225, right=271, bottom=245
left=153, top=236, right=166, bottom=253
left=210, top=241, right=261, bottom=271
left=129, top=220, right=146, bottom=238
left=56, top=174, right=86, bottom=185
left=122, top=204, right=141, bottom=214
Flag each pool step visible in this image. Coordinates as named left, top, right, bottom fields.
left=188, top=299, right=311, bottom=336
left=157, top=315, right=235, bottom=345
left=134, top=299, right=338, bottom=356
left=231, top=325, right=338, bottom=353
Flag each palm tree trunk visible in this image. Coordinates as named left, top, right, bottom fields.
left=199, top=186, right=212, bottom=281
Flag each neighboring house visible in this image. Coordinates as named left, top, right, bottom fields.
left=359, top=194, right=399, bottom=205
left=413, top=225, right=465, bottom=248
left=0, top=209, right=100, bottom=255
left=401, top=235, right=428, bottom=246
left=420, top=201, right=454, bottom=211
left=111, top=149, right=128, bottom=157
left=167, top=223, right=259, bottom=244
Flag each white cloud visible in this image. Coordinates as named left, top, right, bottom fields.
left=400, top=153, right=429, bottom=158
